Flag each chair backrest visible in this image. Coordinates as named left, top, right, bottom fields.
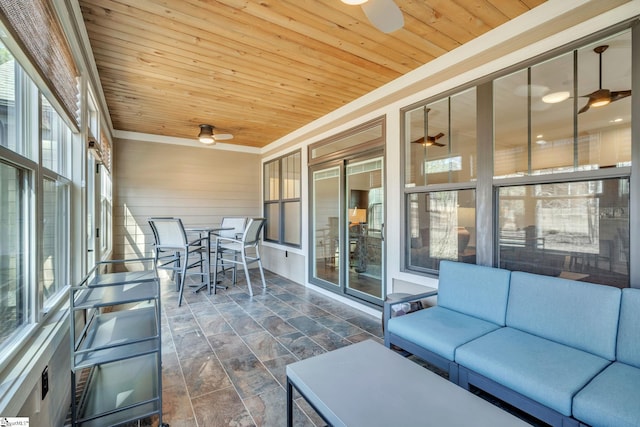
left=219, top=217, right=247, bottom=238
left=148, top=217, right=188, bottom=248
left=438, top=260, right=511, bottom=326
left=507, top=271, right=621, bottom=360
left=242, top=218, right=266, bottom=246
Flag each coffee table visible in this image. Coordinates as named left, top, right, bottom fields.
left=286, top=339, right=530, bottom=427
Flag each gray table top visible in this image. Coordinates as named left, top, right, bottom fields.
left=286, top=339, right=531, bottom=427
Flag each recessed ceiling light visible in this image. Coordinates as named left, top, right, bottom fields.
left=341, top=0, right=368, bottom=4
left=536, top=134, right=543, bottom=139
left=542, top=91, right=570, bottom=104
left=609, top=118, right=623, bottom=123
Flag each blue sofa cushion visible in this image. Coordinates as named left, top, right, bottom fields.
left=438, top=260, right=511, bottom=326
left=617, top=288, right=640, bottom=369
left=455, top=327, right=611, bottom=416
left=387, top=306, right=499, bottom=361
left=506, top=272, right=621, bottom=360
left=573, top=362, right=640, bottom=427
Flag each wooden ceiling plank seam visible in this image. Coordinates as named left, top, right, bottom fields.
left=102, top=86, right=331, bottom=121
left=392, top=1, right=476, bottom=44
left=92, top=55, right=352, bottom=114
left=416, top=0, right=497, bottom=39
left=96, top=0, right=403, bottom=81
left=453, top=0, right=511, bottom=28
left=103, top=94, right=330, bottom=125
left=102, top=88, right=334, bottom=122
left=86, top=36, right=369, bottom=101
left=96, top=70, right=354, bottom=112
left=485, top=0, right=537, bottom=19
left=81, top=5, right=392, bottom=89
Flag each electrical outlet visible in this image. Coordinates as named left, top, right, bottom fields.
left=41, top=366, right=49, bottom=400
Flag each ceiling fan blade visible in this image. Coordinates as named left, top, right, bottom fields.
left=213, top=133, right=234, bottom=141
left=610, top=90, right=631, bottom=102
left=434, top=132, right=445, bottom=140
left=578, top=101, right=591, bottom=114
left=410, top=136, right=426, bottom=145
left=432, top=141, right=446, bottom=147
left=361, top=0, right=403, bottom=33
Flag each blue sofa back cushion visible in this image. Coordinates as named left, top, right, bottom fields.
left=616, top=288, right=640, bottom=368
left=507, top=272, right=621, bottom=360
left=438, top=261, right=511, bottom=326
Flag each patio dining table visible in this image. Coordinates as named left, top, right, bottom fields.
left=185, top=225, right=233, bottom=294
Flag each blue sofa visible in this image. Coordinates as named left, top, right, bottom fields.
left=384, top=261, right=639, bottom=427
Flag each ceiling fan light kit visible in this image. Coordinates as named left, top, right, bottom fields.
left=341, top=0, right=368, bottom=5
left=198, top=124, right=216, bottom=144
left=542, top=91, right=570, bottom=104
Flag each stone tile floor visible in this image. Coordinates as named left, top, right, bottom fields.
left=159, top=269, right=384, bottom=427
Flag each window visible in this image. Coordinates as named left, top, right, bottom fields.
left=0, top=34, right=75, bottom=362
left=407, top=190, right=476, bottom=271
left=100, top=164, right=112, bottom=256
left=403, top=88, right=477, bottom=273
left=0, top=161, right=30, bottom=349
left=494, top=31, right=631, bottom=177
left=402, top=28, right=632, bottom=285
left=41, top=95, right=71, bottom=176
left=498, top=179, right=629, bottom=287
left=405, top=88, right=477, bottom=187
left=41, top=177, right=69, bottom=304
left=263, top=151, right=301, bottom=246
left=0, top=43, right=38, bottom=160
left=492, top=29, right=631, bottom=286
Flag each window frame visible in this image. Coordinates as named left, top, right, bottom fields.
left=0, top=34, right=75, bottom=369
left=263, top=150, right=302, bottom=247
left=400, top=23, right=636, bottom=284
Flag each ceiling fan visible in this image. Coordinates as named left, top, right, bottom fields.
left=197, top=124, right=233, bottom=145
left=578, top=45, right=631, bottom=114
left=341, top=0, right=404, bottom=33
left=410, top=107, right=446, bottom=147
left=411, top=132, right=446, bottom=147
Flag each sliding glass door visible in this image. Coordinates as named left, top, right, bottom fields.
left=310, top=154, right=385, bottom=305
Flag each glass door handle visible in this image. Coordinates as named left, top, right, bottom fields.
left=381, top=223, right=385, bottom=241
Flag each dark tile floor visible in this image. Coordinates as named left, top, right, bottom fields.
left=159, top=269, right=384, bottom=427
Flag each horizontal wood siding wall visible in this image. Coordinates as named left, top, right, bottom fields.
left=113, top=139, right=261, bottom=260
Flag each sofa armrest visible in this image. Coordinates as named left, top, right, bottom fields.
left=383, top=290, right=438, bottom=336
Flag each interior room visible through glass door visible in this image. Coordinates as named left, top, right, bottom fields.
left=311, top=165, right=341, bottom=287
left=345, top=156, right=384, bottom=301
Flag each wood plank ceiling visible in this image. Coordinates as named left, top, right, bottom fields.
left=79, top=0, right=546, bottom=148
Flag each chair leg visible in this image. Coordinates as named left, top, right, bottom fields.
left=233, top=251, right=239, bottom=285
left=255, top=246, right=266, bottom=290
left=241, top=250, right=253, bottom=297
left=178, top=251, right=188, bottom=307
left=204, top=248, right=211, bottom=295
left=213, top=246, right=219, bottom=295
left=174, top=251, right=181, bottom=292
